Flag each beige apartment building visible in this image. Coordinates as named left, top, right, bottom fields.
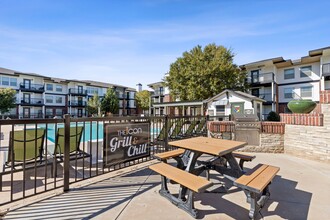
left=241, top=46, right=330, bottom=119
left=0, top=67, right=137, bottom=118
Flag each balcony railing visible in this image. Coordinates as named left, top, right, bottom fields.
left=152, top=91, right=164, bottom=97
left=19, top=83, right=45, bottom=92
left=247, top=72, right=274, bottom=84
left=116, top=93, right=125, bottom=99
left=68, top=101, right=86, bottom=107
left=20, top=113, right=44, bottom=119
left=255, top=93, right=273, bottom=102
left=20, top=98, right=44, bottom=106
left=68, top=88, right=87, bottom=96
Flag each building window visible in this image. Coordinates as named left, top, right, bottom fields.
left=2, top=77, right=9, bottom=86
left=55, top=96, right=63, bottom=104
left=284, top=88, right=293, bottom=99
left=300, top=66, right=312, bottom=78
left=55, top=109, right=62, bottom=116
left=215, top=105, right=225, bottom=113
left=9, top=78, right=17, bottom=86
left=46, top=84, right=53, bottom=91
left=46, top=95, right=53, bottom=103
left=301, top=86, right=312, bottom=98
left=56, top=85, right=62, bottom=92
left=46, top=109, right=53, bottom=116
left=284, top=68, right=295, bottom=79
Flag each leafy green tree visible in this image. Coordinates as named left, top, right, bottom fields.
left=0, top=88, right=16, bottom=117
left=101, top=88, right=119, bottom=115
left=164, top=43, right=247, bottom=100
left=135, top=90, right=150, bottom=113
left=87, top=93, right=101, bottom=116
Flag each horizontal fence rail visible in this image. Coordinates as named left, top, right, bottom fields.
left=0, top=114, right=207, bottom=206
left=261, top=122, right=285, bottom=134
left=280, top=113, right=324, bottom=126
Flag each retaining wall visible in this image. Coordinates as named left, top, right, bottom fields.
left=284, top=104, right=330, bottom=163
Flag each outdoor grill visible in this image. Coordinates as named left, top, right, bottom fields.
left=232, top=113, right=261, bottom=145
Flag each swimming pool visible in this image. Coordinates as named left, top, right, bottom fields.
left=39, top=122, right=160, bottom=142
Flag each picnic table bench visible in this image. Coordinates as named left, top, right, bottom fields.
left=154, top=149, right=255, bottom=170
left=149, top=162, right=213, bottom=218
left=234, top=163, right=280, bottom=219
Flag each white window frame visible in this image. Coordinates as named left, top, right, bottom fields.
left=46, top=95, right=53, bottom=103
left=2, top=76, right=9, bottom=86
left=46, top=84, right=53, bottom=91
left=284, top=88, right=293, bottom=99
left=300, top=86, right=312, bottom=98
left=284, top=68, right=295, bottom=80
left=55, top=96, right=63, bottom=104
left=300, top=66, right=312, bottom=78
left=56, top=85, right=62, bottom=92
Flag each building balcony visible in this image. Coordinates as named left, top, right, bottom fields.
left=68, top=88, right=87, bottom=96
left=20, top=113, right=44, bottom=119
left=20, top=98, right=44, bottom=106
left=68, top=101, right=87, bottom=107
left=151, top=91, right=164, bottom=97
left=19, top=83, right=45, bottom=93
left=253, top=93, right=275, bottom=104
left=116, top=93, right=125, bottom=99
left=247, top=72, right=275, bottom=85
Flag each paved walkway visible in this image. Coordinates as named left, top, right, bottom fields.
left=3, top=153, right=330, bottom=220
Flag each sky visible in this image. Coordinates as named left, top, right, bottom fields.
left=0, top=0, right=330, bottom=90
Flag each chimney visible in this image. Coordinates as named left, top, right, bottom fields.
left=136, top=83, right=142, bottom=92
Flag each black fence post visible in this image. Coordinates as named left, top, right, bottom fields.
left=206, top=115, right=210, bottom=137
left=164, top=115, right=169, bottom=151
left=64, top=114, right=71, bottom=192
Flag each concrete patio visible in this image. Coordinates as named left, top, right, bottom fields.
left=2, top=153, right=330, bottom=220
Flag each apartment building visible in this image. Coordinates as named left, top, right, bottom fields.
left=0, top=67, right=137, bottom=118
left=147, top=81, right=172, bottom=115
left=240, top=46, right=330, bottom=119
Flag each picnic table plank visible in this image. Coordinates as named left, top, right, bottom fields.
left=150, top=162, right=213, bottom=193
left=169, top=137, right=246, bottom=156
left=248, top=165, right=280, bottom=192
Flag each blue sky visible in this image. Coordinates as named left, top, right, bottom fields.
left=0, top=0, right=330, bottom=89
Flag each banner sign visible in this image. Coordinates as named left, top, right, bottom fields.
left=103, top=123, right=150, bottom=167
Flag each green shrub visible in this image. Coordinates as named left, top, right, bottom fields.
left=267, top=111, right=280, bottom=121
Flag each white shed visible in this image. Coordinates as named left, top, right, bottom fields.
left=206, top=90, right=265, bottom=120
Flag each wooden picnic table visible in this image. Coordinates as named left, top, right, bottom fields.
left=169, top=136, right=247, bottom=180
left=151, top=137, right=279, bottom=219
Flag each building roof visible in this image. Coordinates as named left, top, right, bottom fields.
left=205, top=89, right=265, bottom=103
left=147, top=81, right=165, bottom=88
left=239, top=57, right=285, bottom=69
left=82, top=80, right=135, bottom=91
left=0, top=66, right=135, bottom=91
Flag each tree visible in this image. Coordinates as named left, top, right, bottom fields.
left=101, top=88, right=119, bottom=115
left=0, top=88, right=16, bottom=117
left=86, top=93, right=101, bottom=116
left=135, top=90, right=150, bottom=113
left=164, top=43, right=247, bottom=101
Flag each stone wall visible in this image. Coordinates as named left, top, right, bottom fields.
left=284, top=104, right=330, bottom=163
left=238, top=133, right=284, bottom=153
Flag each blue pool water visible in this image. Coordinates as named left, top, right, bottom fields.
left=39, top=123, right=160, bottom=142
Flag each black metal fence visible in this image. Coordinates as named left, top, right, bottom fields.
left=0, top=115, right=207, bottom=206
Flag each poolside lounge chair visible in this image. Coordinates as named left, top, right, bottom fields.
left=193, top=119, right=207, bottom=136
left=1, top=129, right=53, bottom=191
left=181, top=120, right=199, bottom=137
left=170, top=119, right=188, bottom=139
left=5, top=129, right=46, bottom=168
left=53, top=126, right=88, bottom=160
left=154, top=120, right=175, bottom=142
